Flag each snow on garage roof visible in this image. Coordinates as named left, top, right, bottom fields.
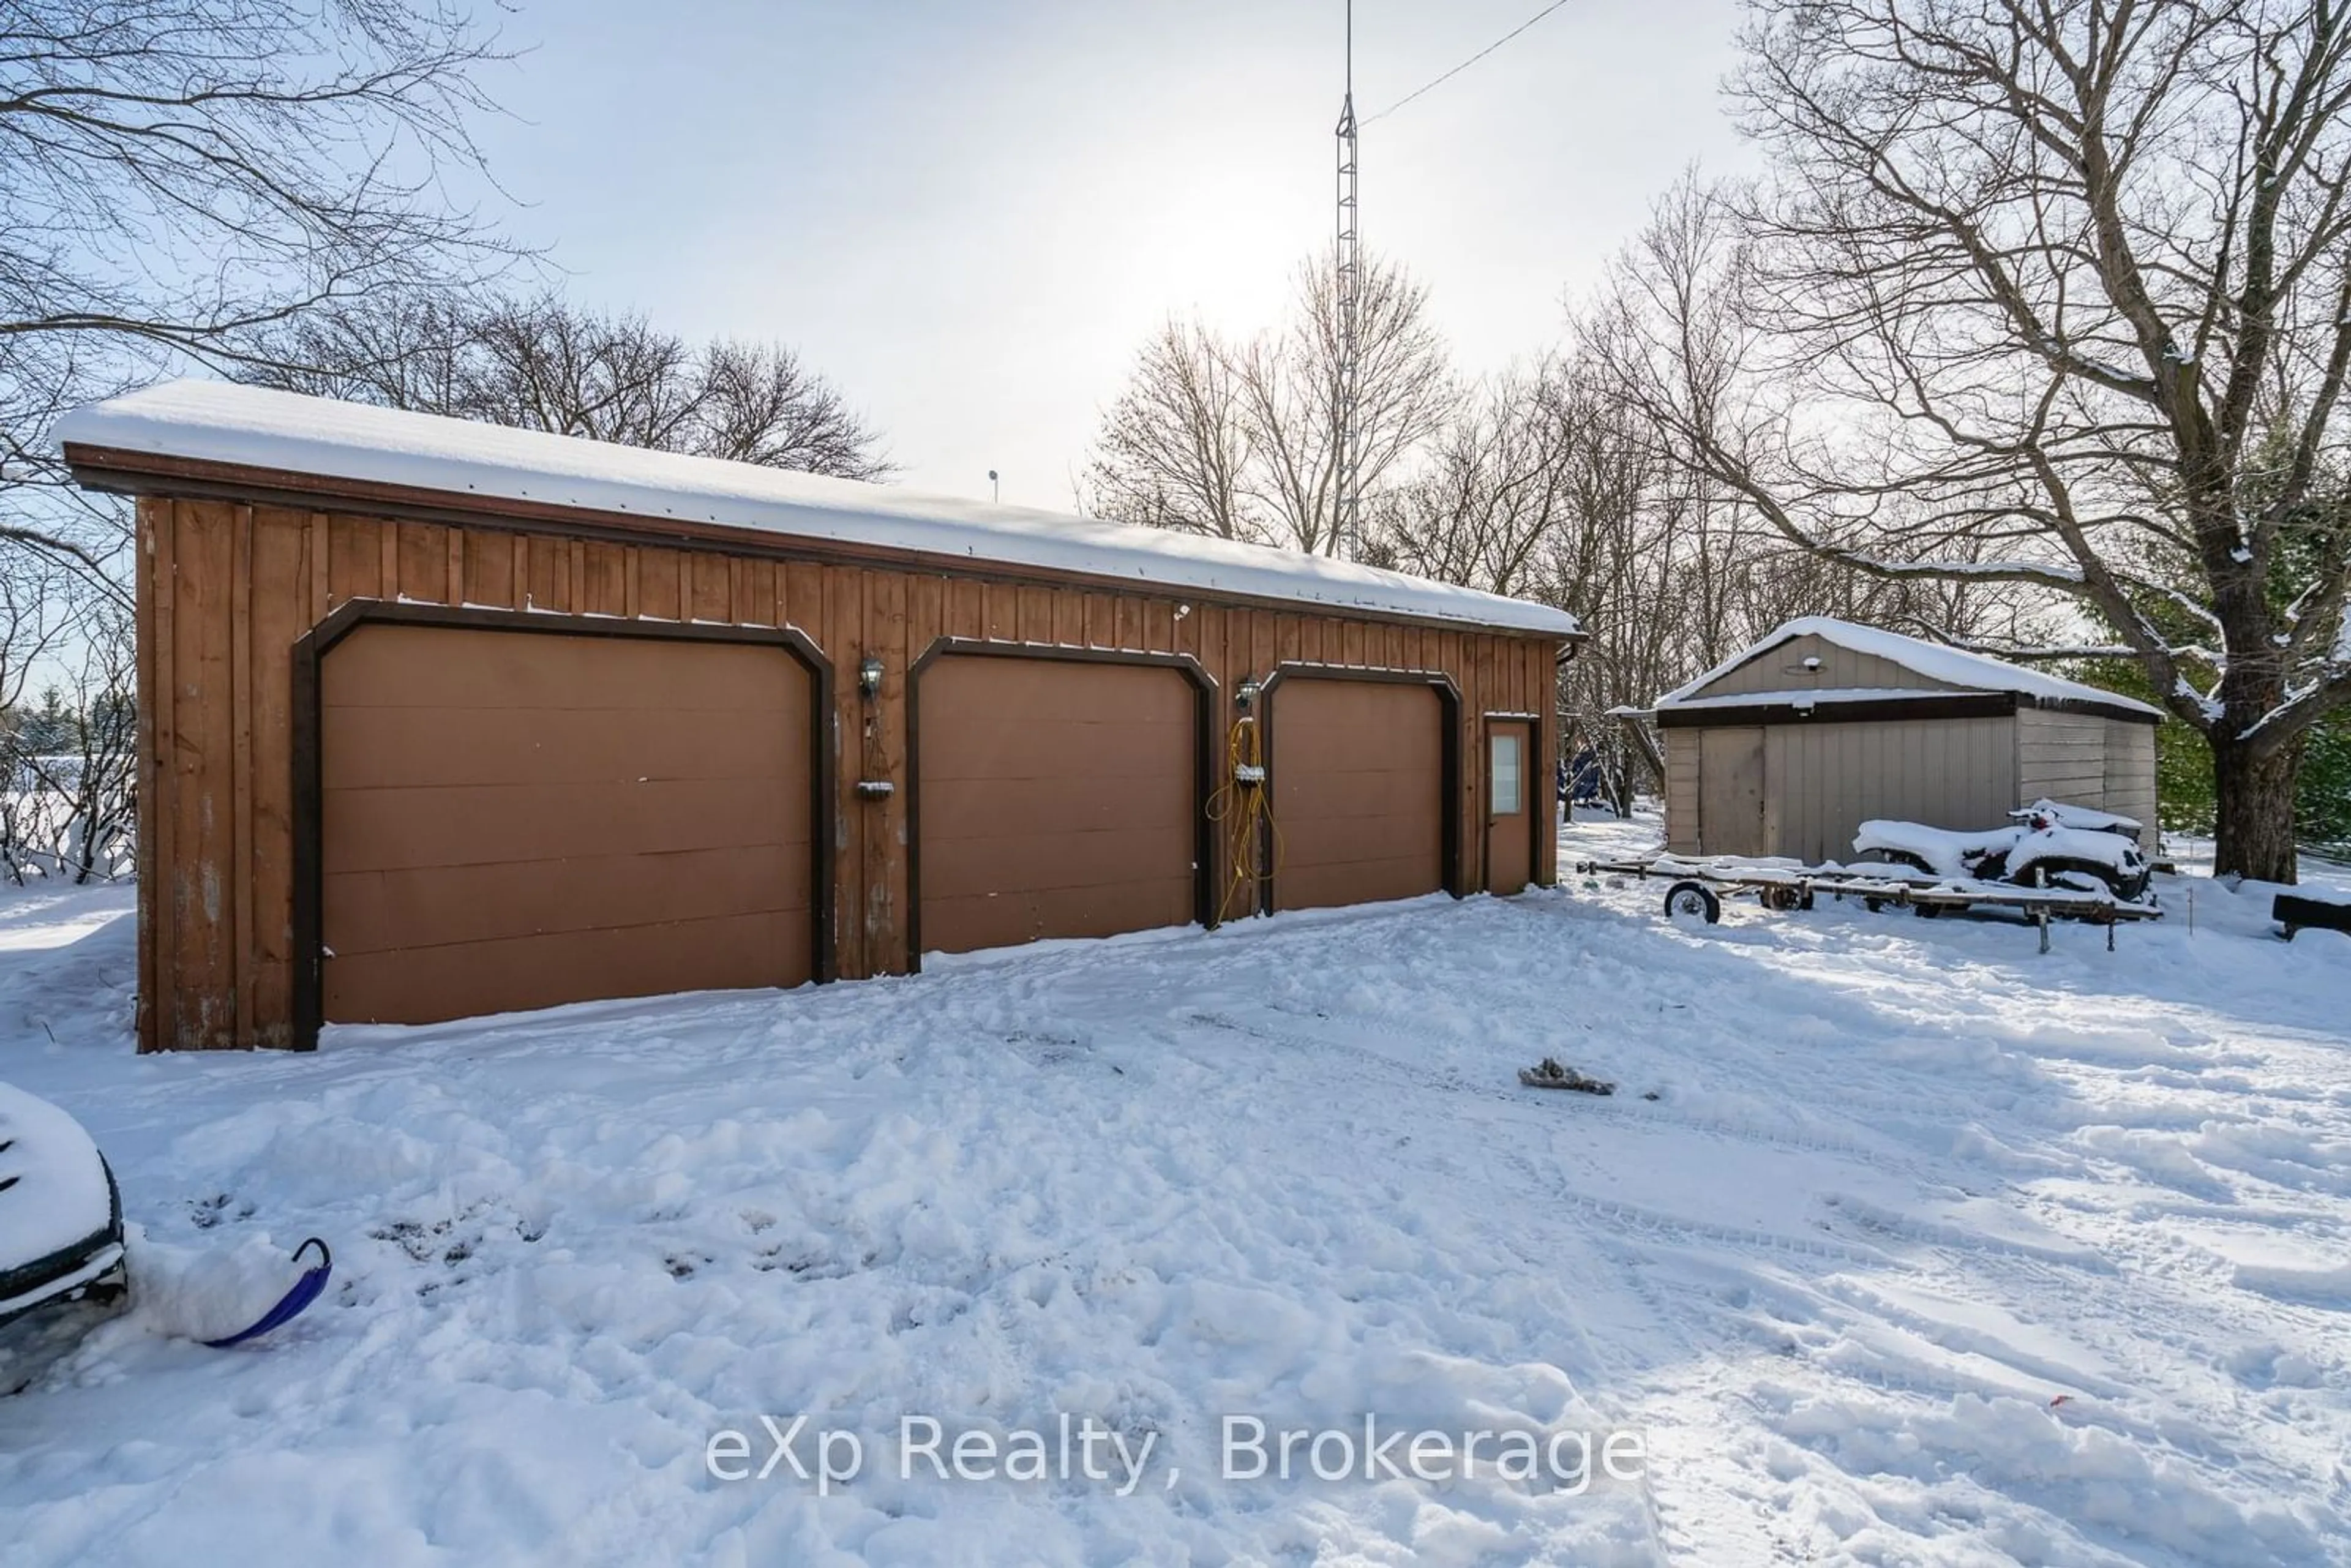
left=55, top=380, right=1581, bottom=637
left=1655, top=617, right=2165, bottom=719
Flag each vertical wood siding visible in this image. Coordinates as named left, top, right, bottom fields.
left=136, top=497, right=1564, bottom=1050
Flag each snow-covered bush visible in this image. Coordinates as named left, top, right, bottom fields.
left=0, top=691, right=136, bottom=885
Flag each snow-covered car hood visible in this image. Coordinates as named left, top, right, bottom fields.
left=0, top=1081, right=114, bottom=1276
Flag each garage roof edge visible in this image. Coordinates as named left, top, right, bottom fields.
left=1654, top=617, right=2162, bottom=722
left=58, top=380, right=1581, bottom=639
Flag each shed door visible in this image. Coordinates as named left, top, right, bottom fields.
left=1698, top=726, right=1768, bottom=857
left=320, top=623, right=817, bottom=1026
left=1271, top=678, right=1445, bottom=911
left=916, top=655, right=1199, bottom=958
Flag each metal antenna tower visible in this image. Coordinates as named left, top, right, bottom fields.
left=1333, top=0, right=1362, bottom=560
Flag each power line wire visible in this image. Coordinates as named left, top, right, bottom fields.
left=1360, top=0, right=1574, bottom=125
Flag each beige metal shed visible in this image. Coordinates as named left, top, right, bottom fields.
left=1655, top=619, right=2162, bottom=863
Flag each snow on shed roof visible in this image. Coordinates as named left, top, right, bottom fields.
left=1654, top=617, right=2164, bottom=719
left=55, top=380, right=1580, bottom=637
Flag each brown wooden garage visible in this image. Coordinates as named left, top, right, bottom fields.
left=298, top=602, right=830, bottom=1031
left=57, top=380, right=1578, bottom=1051
left=910, top=645, right=1212, bottom=958
left=1264, top=670, right=1457, bottom=912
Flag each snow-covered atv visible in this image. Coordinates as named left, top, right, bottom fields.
left=0, top=1082, right=128, bottom=1394
left=1854, top=800, right=2153, bottom=902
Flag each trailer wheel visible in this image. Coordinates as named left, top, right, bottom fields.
left=1664, top=880, right=1721, bottom=925
left=1761, top=885, right=1803, bottom=912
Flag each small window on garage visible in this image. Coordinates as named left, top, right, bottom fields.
left=1491, top=732, right=1523, bottom=815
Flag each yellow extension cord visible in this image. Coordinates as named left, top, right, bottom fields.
left=1206, top=710, right=1282, bottom=923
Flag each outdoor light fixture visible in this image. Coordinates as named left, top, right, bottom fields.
left=859, top=656, right=884, bottom=699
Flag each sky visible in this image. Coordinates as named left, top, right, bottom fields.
left=468, top=0, right=1753, bottom=508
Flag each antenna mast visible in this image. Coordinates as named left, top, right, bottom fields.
left=1334, top=0, right=1362, bottom=560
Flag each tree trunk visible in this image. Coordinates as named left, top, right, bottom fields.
left=1605, top=755, right=1633, bottom=820
left=2211, top=738, right=2301, bottom=884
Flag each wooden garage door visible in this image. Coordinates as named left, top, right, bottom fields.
left=1271, top=678, right=1445, bottom=911
left=320, top=623, right=816, bottom=1025
left=916, top=655, right=1199, bottom=957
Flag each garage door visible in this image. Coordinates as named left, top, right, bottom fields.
left=319, top=623, right=817, bottom=1025
left=1270, top=678, right=1447, bottom=911
left=916, top=654, right=1200, bottom=958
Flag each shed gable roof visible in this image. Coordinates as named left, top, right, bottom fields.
left=56, top=380, right=1580, bottom=637
left=1654, top=617, right=2164, bottom=722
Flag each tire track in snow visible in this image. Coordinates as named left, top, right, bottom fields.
left=1182, top=1003, right=1871, bottom=1566
left=1229, top=1006, right=2167, bottom=1289
left=1200, top=1004, right=1940, bottom=1185
left=1464, top=1110, right=1883, bottom=1566
left=1143, top=1003, right=1695, bottom=1563
left=1235, top=1008, right=1919, bottom=1565
left=1246, top=970, right=2264, bottom=1557
left=1450, top=1118, right=1773, bottom=1566
left=1561, top=854, right=2351, bottom=1555
left=1825, top=1195, right=2116, bottom=1273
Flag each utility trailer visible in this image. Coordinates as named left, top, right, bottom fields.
left=2273, top=890, right=2351, bottom=942
left=1575, top=853, right=2163, bottom=953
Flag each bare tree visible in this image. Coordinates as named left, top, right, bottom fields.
left=1244, top=257, right=1455, bottom=553
left=1364, top=332, right=2017, bottom=814
left=0, top=558, right=126, bottom=882
left=19, top=601, right=136, bottom=883
left=697, top=339, right=889, bottom=476
left=249, top=292, right=894, bottom=480
left=466, top=298, right=703, bottom=449
left=1087, top=320, right=1256, bottom=538
left=1368, top=366, right=1577, bottom=596
left=1520, top=368, right=1690, bottom=814
left=1088, top=254, right=1452, bottom=553
left=2, top=0, right=516, bottom=592
left=1600, top=5, right=2351, bottom=881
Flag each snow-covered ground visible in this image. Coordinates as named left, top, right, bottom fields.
left=1, top=823, right=2347, bottom=1566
